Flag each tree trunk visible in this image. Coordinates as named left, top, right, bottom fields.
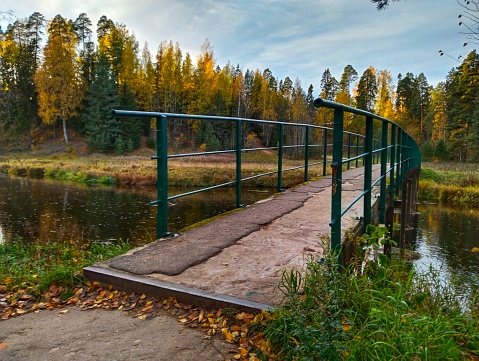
left=62, top=117, right=69, bottom=143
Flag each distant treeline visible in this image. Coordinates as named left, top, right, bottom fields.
left=0, top=12, right=478, bottom=160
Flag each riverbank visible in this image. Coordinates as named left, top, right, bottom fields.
left=0, top=149, right=321, bottom=188
left=419, top=161, right=479, bottom=206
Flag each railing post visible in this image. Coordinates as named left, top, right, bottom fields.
left=363, top=116, right=373, bottom=228
left=389, top=125, right=397, bottom=204
left=304, top=126, right=310, bottom=182
left=379, top=121, right=388, bottom=223
left=236, top=118, right=242, bottom=207
left=156, top=115, right=168, bottom=239
left=323, top=128, right=328, bottom=176
left=356, top=135, right=360, bottom=168
left=396, top=130, right=403, bottom=191
left=277, top=122, right=284, bottom=192
left=347, top=133, right=352, bottom=170
left=330, top=107, right=344, bottom=251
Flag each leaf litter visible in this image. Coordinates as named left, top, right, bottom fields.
left=0, top=280, right=276, bottom=360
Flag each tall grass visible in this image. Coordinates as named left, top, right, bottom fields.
left=419, top=162, right=479, bottom=206
left=257, top=244, right=479, bottom=360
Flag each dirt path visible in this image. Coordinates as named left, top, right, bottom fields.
left=0, top=307, right=232, bottom=361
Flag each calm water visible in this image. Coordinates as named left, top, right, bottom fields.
left=2, top=174, right=479, bottom=283
left=0, top=175, right=273, bottom=247
left=414, top=203, right=479, bottom=285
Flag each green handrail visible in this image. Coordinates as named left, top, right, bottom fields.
left=313, top=98, right=421, bottom=251
left=112, top=105, right=420, bottom=248
left=113, top=109, right=367, bottom=239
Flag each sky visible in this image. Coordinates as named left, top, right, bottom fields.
left=1, top=0, right=472, bottom=93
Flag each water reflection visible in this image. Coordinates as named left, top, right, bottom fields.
left=0, top=176, right=273, bottom=247
left=414, top=203, right=479, bottom=291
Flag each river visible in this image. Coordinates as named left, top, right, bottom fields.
left=0, top=175, right=273, bottom=247
left=1, top=175, right=479, bottom=284
left=414, top=203, right=479, bottom=291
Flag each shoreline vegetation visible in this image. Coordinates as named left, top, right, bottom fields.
left=0, top=152, right=324, bottom=189
left=419, top=161, right=479, bottom=206
left=2, top=154, right=479, bottom=207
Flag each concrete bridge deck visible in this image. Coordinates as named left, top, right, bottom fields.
left=84, top=165, right=381, bottom=312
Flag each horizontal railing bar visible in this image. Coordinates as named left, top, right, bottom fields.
left=314, top=98, right=399, bottom=126
left=113, top=109, right=334, bottom=131
left=240, top=171, right=278, bottom=182
left=241, top=147, right=279, bottom=152
left=342, top=154, right=366, bottom=163
left=340, top=191, right=369, bottom=217
left=167, top=181, right=237, bottom=201
left=165, top=150, right=234, bottom=159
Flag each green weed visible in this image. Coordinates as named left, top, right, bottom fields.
left=257, top=241, right=479, bottom=360
left=0, top=237, right=130, bottom=295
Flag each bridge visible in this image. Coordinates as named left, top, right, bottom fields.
left=84, top=99, right=421, bottom=311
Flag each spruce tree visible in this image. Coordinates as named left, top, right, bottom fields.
left=83, top=56, right=121, bottom=152
left=117, top=83, right=143, bottom=151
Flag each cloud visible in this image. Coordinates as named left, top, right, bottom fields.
left=3, top=0, right=468, bottom=89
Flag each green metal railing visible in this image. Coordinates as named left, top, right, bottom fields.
left=113, top=102, right=420, bottom=249
left=313, top=98, right=421, bottom=251
left=113, top=110, right=370, bottom=239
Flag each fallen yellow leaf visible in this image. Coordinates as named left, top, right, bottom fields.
left=74, top=288, right=83, bottom=295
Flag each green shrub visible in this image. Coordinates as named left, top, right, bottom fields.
left=419, top=168, right=442, bottom=182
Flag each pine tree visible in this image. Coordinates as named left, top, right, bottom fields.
left=355, top=67, right=377, bottom=112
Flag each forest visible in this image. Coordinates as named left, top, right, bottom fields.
left=0, top=12, right=478, bottom=161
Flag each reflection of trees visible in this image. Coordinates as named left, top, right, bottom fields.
left=0, top=177, right=157, bottom=246
left=0, top=176, right=274, bottom=247
left=418, top=204, right=479, bottom=276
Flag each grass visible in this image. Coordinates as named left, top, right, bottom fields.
left=255, top=237, right=479, bottom=360
left=419, top=161, right=479, bottom=206
left=0, top=237, right=130, bottom=296
left=0, top=152, right=327, bottom=188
